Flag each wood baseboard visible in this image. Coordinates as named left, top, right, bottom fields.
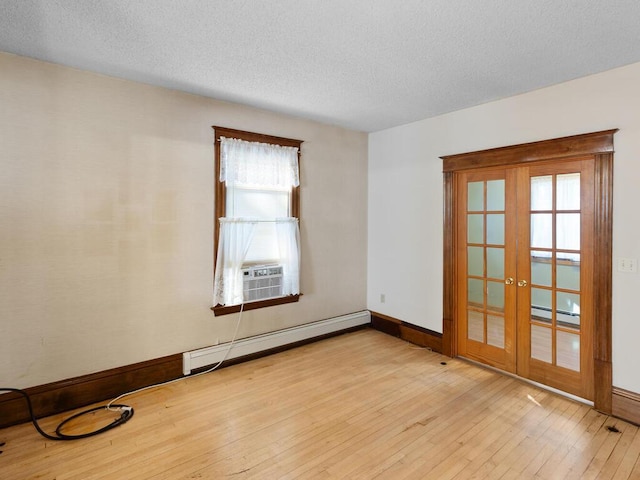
left=370, top=311, right=443, bottom=354
left=612, top=387, right=640, bottom=426
left=0, top=353, right=183, bottom=429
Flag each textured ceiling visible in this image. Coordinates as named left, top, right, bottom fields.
left=1, top=0, right=640, bottom=132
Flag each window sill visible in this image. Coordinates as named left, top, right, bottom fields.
left=211, top=294, right=300, bottom=316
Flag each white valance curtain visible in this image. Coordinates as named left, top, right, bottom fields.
left=214, top=137, right=301, bottom=306
left=220, top=136, right=299, bottom=188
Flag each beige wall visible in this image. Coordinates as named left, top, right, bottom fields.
left=368, top=60, right=640, bottom=394
left=0, top=52, right=368, bottom=389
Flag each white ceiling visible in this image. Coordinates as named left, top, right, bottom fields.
left=2, top=1, right=640, bottom=132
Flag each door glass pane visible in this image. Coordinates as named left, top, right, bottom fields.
left=531, top=213, right=552, bottom=249
left=531, top=325, right=552, bottom=363
left=557, top=330, right=580, bottom=371
left=487, top=315, right=505, bottom=348
left=557, top=213, right=580, bottom=250
left=468, top=310, right=484, bottom=342
left=556, top=173, right=580, bottom=210
left=531, top=251, right=552, bottom=287
left=486, top=214, right=504, bottom=245
left=468, top=214, right=484, bottom=244
left=557, top=292, right=580, bottom=330
left=468, top=182, right=484, bottom=211
left=486, top=247, right=504, bottom=279
left=486, top=180, right=505, bottom=211
left=557, top=257, right=580, bottom=291
left=531, top=288, right=552, bottom=324
left=486, top=281, right=504, bottom=311
left=531, top=176, right=553, bottom=210
left=467, top=247, right=484, bottom=277
left=468, top=278, right=484, bottom=307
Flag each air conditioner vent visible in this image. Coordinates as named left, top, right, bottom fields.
left=242, top=265, right=283, bottom=302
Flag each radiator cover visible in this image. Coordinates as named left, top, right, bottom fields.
left=182, top=310, right=370, bottom=375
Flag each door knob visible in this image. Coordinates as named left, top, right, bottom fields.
left=505, top=277, right=514, bottom=285
left=517, top=279, right=528, bottom=287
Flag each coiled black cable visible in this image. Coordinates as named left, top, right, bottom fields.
left=0, top=388, right=134, bottom=441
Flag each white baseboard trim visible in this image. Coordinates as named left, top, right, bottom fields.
left=182, top=310, right=371, bottom=375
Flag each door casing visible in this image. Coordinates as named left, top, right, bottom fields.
left=441, top=130, right=616, bottom=413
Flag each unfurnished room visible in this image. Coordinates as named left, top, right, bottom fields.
left=2, top=1, right=640, bottom=478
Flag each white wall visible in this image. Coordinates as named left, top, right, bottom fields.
left=0, top=52, right=368, bottom=389
left=368, top=61, right=640, bottom=393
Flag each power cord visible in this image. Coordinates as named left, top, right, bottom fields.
left=0, top=387, right=133, bottom=441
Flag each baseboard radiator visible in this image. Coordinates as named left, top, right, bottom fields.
left=182, top=310, right=371, bottom=375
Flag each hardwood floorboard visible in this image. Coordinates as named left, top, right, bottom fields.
left=610, top=429, right=640, bottom=479
left=1, top=329, right=639, bottom=479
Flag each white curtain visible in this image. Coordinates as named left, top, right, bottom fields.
left=220, top=137, right=299, bottom=188
left=213, top=219, right=256, bottom=306
left=215, top=136, right=301, bottom=306
left=276, top=217, right=301, bottom=296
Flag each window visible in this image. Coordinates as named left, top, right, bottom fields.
left=212, top=127, right=302, bottom=315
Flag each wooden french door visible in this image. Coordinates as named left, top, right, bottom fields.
left=456, top=157, right=595, bottom=400
left=456, top=168, right=516, bottom=373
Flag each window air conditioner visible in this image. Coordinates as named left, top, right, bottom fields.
left=242, top=265, right=284, bottom=302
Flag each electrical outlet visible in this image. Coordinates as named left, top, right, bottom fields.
left=617, top=257, right=638, bottom=273
left=380, top=294, right=386, bottom=303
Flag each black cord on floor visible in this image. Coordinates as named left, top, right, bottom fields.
left=0, top=388, right=134, bottom=441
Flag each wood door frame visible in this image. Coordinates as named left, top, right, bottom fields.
left=441, top=129, right=617, bottom=413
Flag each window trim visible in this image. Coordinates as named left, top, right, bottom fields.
left=211, top=126, right=302, bottom=316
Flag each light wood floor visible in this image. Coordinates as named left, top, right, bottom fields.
left=2, top=329, right=640, bottom=479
